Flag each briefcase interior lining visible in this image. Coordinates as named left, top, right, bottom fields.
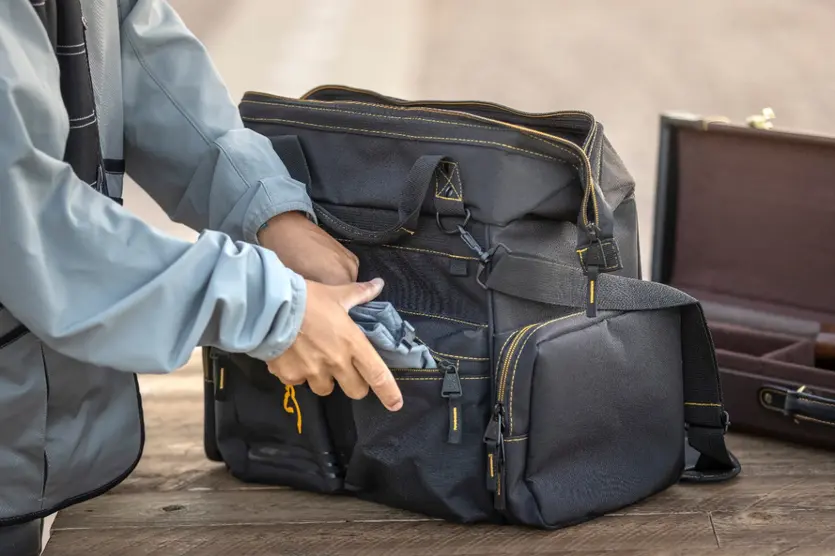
left=652, top=115, right=835, bottom=446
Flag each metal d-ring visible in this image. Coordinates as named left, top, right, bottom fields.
left=436, top=208, right=471, bottom=235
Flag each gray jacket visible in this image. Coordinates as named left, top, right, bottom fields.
left=0, top=0, right=313, bottom=523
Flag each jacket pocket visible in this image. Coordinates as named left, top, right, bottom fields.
left=344, top=358, right=495, bottom=523
left=486, top=309, right=685, bottom=529
left=211, top=350, right=344, bottom=493
left=0, top=327, right=48, bottom=522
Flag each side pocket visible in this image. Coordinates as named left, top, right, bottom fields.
left=212, top=351, right=344, bottom=493
left=0, top=328, right=48, bottom=522
left=491, top=309, right=686, bottom=529
left=344, top=360, right=495, bottom=523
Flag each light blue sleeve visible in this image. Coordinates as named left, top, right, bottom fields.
left=119, top=0, right=316, bottom=243
left=0, top=0, right=305, bottom=373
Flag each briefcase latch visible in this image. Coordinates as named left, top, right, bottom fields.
left=746, top=107, right=776, bottom=130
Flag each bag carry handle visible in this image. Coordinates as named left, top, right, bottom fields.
left=484, top=252, right=742, bottom=484
left=313, top=154, right=453, bottom=245
left=760, top=385, right=835, bottom=428
left=269, top=135, right=455, bottom=245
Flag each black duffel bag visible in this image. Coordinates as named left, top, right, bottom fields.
left=203, top=85, right=741, bottom=529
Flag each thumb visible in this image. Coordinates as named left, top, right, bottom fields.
left=337, top=278, right=385, bottom=310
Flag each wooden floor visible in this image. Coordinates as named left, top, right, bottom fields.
left=42, top=352, right=835, bottom=556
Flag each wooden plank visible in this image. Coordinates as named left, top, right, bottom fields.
left=624, top=475, right=835, bottom=514
left=713, top=508, right=835, bottom=549
left=44, top=513, right=716, bottom=556
left=53, top=490, right=421, bottom=529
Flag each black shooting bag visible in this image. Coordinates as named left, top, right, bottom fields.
left=203, top=86, right=741, bottom=529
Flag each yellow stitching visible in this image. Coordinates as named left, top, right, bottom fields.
left=488, top=453, right=495, bottom=477
left=794, top=414, right=835, bottom=427
left=242, top=97, right=582, bottom=158
left=394, top=376, right=490, bottom=381
left=497, top=333, right=517, bottom=375
left=509, top=323, right=550, bottom=434
left=342, top=241, right=479, bottom=261
left=684, top=402, right=722, bottom=407
left=422, top=343, right=490, bottom=362
left=504, top=436, right=528, bottom=443
left=249, top=91, right=592, bottom=167
left=218, top=367, right=225, bottom=390
left=242, top=99, right=499, bottom=131
left=245, top=89, right=598, bottom=226
left=394, top=308, right=488, bottom=329
left=453, top=406, right=459, bottom=431
left=400, top=228, right=415, bottom=235
left=241, top=116, right=559, bottom=162
left=505, top=312, right=584, bottom=434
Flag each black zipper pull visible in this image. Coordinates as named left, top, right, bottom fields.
left=483, top=403, right=504, bottom=496
left=440, top=361, right=463, bottom=444
left=586, top=264, right=599, bottom=317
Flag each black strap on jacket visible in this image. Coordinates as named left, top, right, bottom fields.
left=485, top=252, right=742, bottom=484
left=30, top=0, right=109, bottom=197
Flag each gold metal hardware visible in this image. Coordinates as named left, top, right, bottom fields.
left=746, top=107, right=776, bottom=130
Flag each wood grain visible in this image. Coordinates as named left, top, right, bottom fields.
left=45, top=514, right=717, bottom=556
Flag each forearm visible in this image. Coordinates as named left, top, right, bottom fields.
left=119, top=0, right=313, bottom=243
left=0, top=1, right=304, bottom=372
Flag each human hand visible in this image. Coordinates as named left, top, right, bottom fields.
left=267, top=277, right=403, bottom=411
left=258, top=211, right=358, bottom=285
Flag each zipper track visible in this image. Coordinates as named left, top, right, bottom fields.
left=496, top=312, right=585, bottom=406
left=244, top=86, right=601, bottom=229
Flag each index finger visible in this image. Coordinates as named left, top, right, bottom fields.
left=349, top=331, right=403, bottom=411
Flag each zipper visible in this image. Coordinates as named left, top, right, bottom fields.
left=482, top=402, right=505, bottom=509
left=390, top=359, right=466, bottom=445
left=300, top=84, right=596, bottom=137
left=440, top=361, right=463, bottom=444
left=245, top=87, right=601, bottom=233
left=484, top=312, right=584, bottom=510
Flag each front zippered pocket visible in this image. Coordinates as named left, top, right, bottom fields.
left=346, top=359, right=493, bottom=522
left=484, top=308, right=688, bottom=529
left=484, top=312, right=584, bottom=510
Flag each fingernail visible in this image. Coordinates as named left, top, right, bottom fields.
left=388, top=398, right=403, bottom=412
left=370, top=277, right=385, bottom=289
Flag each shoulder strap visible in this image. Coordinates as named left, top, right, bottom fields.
left=485, top=252, right=741, bottom=483
left=30, top=0, right=114, bottom=200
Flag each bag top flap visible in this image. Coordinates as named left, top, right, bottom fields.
left=651, top=111, right=835, bottom=327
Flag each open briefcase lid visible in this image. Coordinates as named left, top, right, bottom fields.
left=650, top=109, right=835, bottom=333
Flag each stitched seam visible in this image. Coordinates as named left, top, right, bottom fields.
left=241, top=116, right=558, bottom=162
left=340, top=240, right=479, bottom=261
left=243, top=97, right=586, bottom=161
left=502, top=312, right=584, bottom=434
left=504, top=436, right=528, bottom=443
left=794, top=414, right=835, bottom=427
left=799, top=398, right=835, bottom=410
left=394, top=376, right=489, bottom=381
left=394, top=308, right=487, bottom=329
left=248, top=89, right=599, bottom=225
left=509, top=323, right=549, bottom=434
left=684, top=402, right=722, bottom=407
left=242, top=99, right=499, bottom=131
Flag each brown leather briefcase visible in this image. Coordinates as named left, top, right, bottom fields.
left=652, top=109, right=835, bottom=449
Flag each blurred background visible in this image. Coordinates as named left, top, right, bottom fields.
left=125, top=0, right=835, bottom=276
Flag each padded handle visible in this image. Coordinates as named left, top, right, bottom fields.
left=760, top=385, right=835, bottom=428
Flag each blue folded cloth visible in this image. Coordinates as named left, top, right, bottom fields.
left=348, top=302, right=437, bottom=370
